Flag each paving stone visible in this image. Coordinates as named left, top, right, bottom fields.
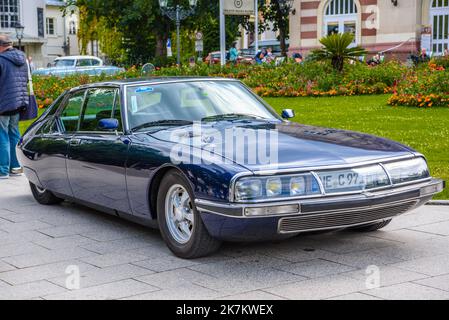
left=319, top=250, right=404, bottom=268
left=326, top=292, right=382, bottom=300
left=343, top=265, right=429, bottom=287
left=275, top=259, right=356, bottom=278
left=32, top=235, right=98, bottom=250
left=0, top=242, right=49, bottom=259
left=389, top=254, right=449, bottom=276
left=0, top=280, right=67, bottom=300
left=132, top=255, right=202, bottom=272
left=80, top=252, right=148, bottom=268
left=368, top=228, right=445, bottom=242
left=0, top=220, right=54, bottom=233
left=43, top=279, right=159, bottom=300
left=410, top=221, right=449, bottom=236
left=80, top=235, right=157, bottom=255
left=2, top=247, right=98, bottom=269
left=0, top=260, right=98, bottom=286
left=48, top=263, right=155, bottom=289
left=264, top=275, right=366, bottom=300
left=137, top=268, right=217, bottom=290
left=121, top=283, right=218, bottom=300
left=414, top=274, right=449, bottom=292
left=217, top=290, right=286, bottom=300
left=362, top=282, right=449, bottom=300
left=0, top=260, right=16, bottom=273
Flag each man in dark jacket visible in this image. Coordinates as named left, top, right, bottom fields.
left=0, top=34, right=29, bottom=179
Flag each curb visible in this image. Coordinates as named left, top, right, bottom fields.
left=427, top=200, right=449, bottom=206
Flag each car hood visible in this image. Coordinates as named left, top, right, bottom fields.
left=148, top=121, right=416, bottom=172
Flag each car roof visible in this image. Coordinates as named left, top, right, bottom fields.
left=55, top=56, right=102, bottom=61
left=69, top=77, right=240, bottom=91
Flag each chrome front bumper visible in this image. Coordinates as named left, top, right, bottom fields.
left=196, top=179, right=445, bottom=237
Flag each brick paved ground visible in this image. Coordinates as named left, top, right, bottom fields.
left=1, top=176, right=449, bottom=300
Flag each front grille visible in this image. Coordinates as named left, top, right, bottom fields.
left=278, top=201, right=417, bottom=233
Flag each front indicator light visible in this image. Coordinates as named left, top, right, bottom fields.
left=244, top=204, right=300, bottom=216
left=420, top=182, right=444, bottom=196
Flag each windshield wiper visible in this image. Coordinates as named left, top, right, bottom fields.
left=132, top=120, right=193, bottom=132
left=201, top=113, right=267, bottom=122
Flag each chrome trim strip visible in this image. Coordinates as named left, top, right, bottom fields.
left=196, top=179, right=444, bottom=219
left=229, top=155, right=429, bottom=203
left=379, top=162, right=393, bottom=186
left=311, top=171, right=326, bottom=195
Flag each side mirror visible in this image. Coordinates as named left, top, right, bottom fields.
left=281, top=109, right=295, bottom=119
left=98, top=118, right=119, bottom=131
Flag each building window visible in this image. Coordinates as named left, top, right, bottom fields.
left=0, top=0, right=20, bottom=29
left=431, top=0, right=449, bottom=54
left=46, top=18, right=55, bottom=35
left=323, top=0, right=358, bottom=44
left=69, top=20, right=76, bottom=35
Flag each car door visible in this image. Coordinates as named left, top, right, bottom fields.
left=66, top=87, right=131, bottom=214
left=24, top=93, right=82, bottom=196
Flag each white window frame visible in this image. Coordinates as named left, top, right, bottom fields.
left=430, top=0, right=449, bottom=55
left=46, top=17, right=56, bottom=35
left=323, top=0, right=358, bottom=46
left=0, top=0, right=20, bottom=29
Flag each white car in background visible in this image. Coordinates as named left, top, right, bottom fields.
left=33, top=55, right=124, bottom=77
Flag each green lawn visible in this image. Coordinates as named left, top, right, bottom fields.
left=20, top=95, right=449, bottom=199
left=266, top=94, right=449, bottom=200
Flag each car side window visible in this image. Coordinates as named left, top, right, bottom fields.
left=79, top=88, right=121, bottom=132
left=90, top=59, right=101, bottom=66
left=76, top=59, right=91, bottom=67
left=59, top=90, right=85, bottom=133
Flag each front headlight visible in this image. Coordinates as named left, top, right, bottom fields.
left=234, top=174, right=321, bottom=201
left=384, top=157, right=430, bottom=184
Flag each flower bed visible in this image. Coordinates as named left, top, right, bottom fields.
left=33, top=59, right=447, bottom=109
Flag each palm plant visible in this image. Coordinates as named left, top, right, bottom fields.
left=311, top=33, right=367, bottom=72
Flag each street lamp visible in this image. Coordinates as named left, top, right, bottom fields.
left=14, top=22, right=25, bottom=51
left=159, top=0, right=198, bottom=65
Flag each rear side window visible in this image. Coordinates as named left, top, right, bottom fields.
left=91, top=59, right=101, bottom=66
left=80, top=88, right=121, bottom=132
left=60, top=90, right=85, bottom=133
left=76, top=59, right=91, bottom=67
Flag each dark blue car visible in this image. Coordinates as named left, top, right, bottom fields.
left=18, top=78, right=445, bottom=258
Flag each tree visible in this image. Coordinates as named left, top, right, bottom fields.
left=259, top=0, right=294, bottom=57
left=310, top=33, right=367, bottom=72
left=67, top=0, right=242, bottom=66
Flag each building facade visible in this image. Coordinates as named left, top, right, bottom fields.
left=289, top=0, right=449, bottom=58
left=0, top=0, right=79, bottom=68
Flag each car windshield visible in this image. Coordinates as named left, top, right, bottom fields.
left=54, top=59, right=75, bottom=68
left=126, top=81, right=280, bottom=131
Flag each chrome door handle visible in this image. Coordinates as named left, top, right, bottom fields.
left=69, top=138, right=81, bottom=146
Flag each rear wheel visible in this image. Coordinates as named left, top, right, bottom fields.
left=157, top=170, right=221, bottom=259
left=29, top=182, right=64, bottom=205
left=348, top=219, right=392, bottom=232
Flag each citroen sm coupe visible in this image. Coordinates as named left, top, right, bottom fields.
left=18, top=78, right=445, bottom=258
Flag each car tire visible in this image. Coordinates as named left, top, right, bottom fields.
left=157, top=170, right=222, bottom=259
left=348, top=219, right=392, bottom=232
left=29, top=182, right=64, bottom=205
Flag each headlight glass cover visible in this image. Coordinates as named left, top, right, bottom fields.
left=383, top=157, right=430, bottom=184
left=234, top=174, right=321, bottom=201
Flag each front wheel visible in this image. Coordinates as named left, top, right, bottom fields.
left=348, top=219, right=392, bottom=232
left=157, top=170, right=221, bottom=259
left=29, top=182, right=64, bottom=205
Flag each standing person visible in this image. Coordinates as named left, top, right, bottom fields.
left=0, top=34, right=29, bottom=179
left=28, top=56, right=35, bottom=71
left=229, top=42, right=239, bottom=64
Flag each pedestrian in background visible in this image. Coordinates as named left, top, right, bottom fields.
left=229, top=42, right=239, bottom=64
left=0, top=34, right=29, bottom=179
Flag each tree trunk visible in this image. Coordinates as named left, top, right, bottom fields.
left=155, top=33, right=167, bottom=58
left=280, top=29, right=287, bottom=57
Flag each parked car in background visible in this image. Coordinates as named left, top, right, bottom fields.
left=205, top=51, right=253, bottom=65
left=249, top=39, right=290, bottom=57
left=33, top=56, right=125, bottom=77
left=18, top=78, right=445, bottom=258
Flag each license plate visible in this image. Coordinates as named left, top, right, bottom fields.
left=319, top=171, right=365, bottom=191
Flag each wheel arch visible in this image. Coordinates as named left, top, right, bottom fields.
left=148, top=165, right=192, bottom=220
